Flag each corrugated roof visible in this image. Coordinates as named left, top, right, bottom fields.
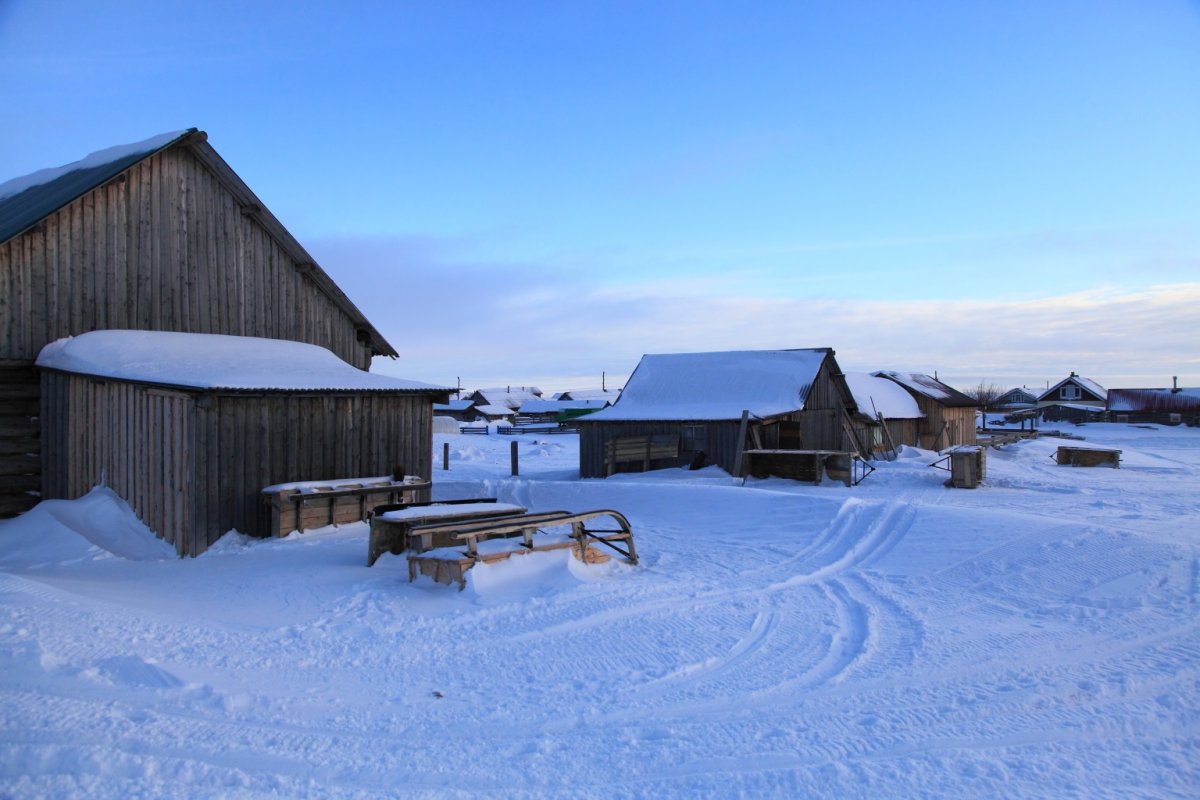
left=0, top=130, right=194, bottom=244
left=1107, top=388, right=1200, bottom=413
left=874, top=371, right=979, bottom=408
left=583, top=349, right=832, bottom=422
left=36, top=330, right=448, bottom=393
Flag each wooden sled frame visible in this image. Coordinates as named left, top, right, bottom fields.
left=406, top=509, right=639, bottom=589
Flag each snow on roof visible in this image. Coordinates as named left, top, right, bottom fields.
left=844, top=373, right=923, bottom=419
left=874, top=370, right=978, bottom=407
left=36, top=330, right=447, bottom=393
left=0, top=130, right=191, bottom=202
left=1039, top=374, right=1107, bottom=401
left=473, top=404, right=516, bottom=416
left=584, top=349, right=830, bottom=422
left=473, top=387, right=543, bottom=409
left=558, top=388, right=620, bottom=401
left=433, top=399, right=474, bottom=411
left=519, top=399, right=609, bottom=414
left=1, top=130, right=195, bottom=244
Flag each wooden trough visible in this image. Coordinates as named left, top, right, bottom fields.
left=1056, top=446, right=1122, bottom=468
left=404, top=509, right=639, bottom=590
left=261, top=476, right=431, bottom=538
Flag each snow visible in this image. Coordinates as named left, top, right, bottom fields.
left=588, top=349, right=829, bottom=421
left=844, top=372, right=923, bottom=419
left=0, top=130, right=190, bottom=201
left=36, top=330, right=446, bottom=392
left=2, top=423, right=1199, bottom=797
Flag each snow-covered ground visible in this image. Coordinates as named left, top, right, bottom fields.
left=2, top=424, right=1198, bottom=798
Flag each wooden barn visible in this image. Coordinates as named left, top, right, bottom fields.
left=843, top=372, right=924, bottom=454
left=577, top=349, right=868, bottom=480
left=38, top=331, right=446, bottom=556
left=0, top=128, right=447, bottom=550
left=873, top=371, right=979, bottom=449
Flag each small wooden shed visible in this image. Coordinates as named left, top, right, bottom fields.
left=578, top=348, right=867, bottom=479
left=37, top=330, right=448, bottom=556
left=873, top=371, right=979, bottom=449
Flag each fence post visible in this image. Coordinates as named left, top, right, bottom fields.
left=443, top=442, right=450, bottom=471
left=510, top=441, right=519, bottom=476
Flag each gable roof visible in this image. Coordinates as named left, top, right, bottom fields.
left=471, top=387, right=543, bottom=409
left=0, top=129, right=397, bottom=358
left=873, top=371, right=979, bottom=408
left=844, top=372, right=923, bottom=419
left=1038, top=374, right=1106, bottom=402
left=583, top=349, right=835, bottom=422
left=36, top=330, right=446, bottom=394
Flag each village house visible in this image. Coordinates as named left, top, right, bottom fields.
left=1038, top=372, right=1107, bottom=424
left=577, top=348, right=868, bottom=481
left=0, top=129, right=447, bottom=551
left=1107, top=380, right=1200, bottom=426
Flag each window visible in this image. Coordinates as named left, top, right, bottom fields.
left=681, top=425, right=708, bottom=452
left=1061, top=385, right=1080, bottom=400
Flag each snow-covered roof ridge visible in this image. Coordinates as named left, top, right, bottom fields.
left=584, top=348, right=832, bottom=422
left=844, top=372, right=924, bottom=419
left=36, top=330, right=448, bottom=393
left=1039, top=374, right=1107, bottom=402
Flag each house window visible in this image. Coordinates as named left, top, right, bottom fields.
left=1061, top=385, right=1080, bottom=400
left=681, top=425, right=708, bottom=452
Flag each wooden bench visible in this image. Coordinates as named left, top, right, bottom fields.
left=1056, top=446, right=1121, bottom=468
left=261, top=476, right=431, bottom=537
left=604, top=434, right=680, bottom=476
left=366, top=499, right=528, bottom=566
left=406, top=509, right=638, bottom=590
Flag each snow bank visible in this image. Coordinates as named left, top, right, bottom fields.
left=0, top=487, right=174, bottom=568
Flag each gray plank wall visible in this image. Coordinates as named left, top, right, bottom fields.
left=43, top=371, right=436, bottom=556
left=0, top=146, right=373, bottom=368
left=1, top=143, right=382, bottom=516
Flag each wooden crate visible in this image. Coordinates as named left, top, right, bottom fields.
left=949, top=447, right=986, bottom=488
left=262, top=478, right=430, bottom=537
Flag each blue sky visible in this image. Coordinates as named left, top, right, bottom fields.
left=2, top=1, right=1198, bottom=392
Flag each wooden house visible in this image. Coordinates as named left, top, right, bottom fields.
left=994, top=387, right=1039, bottom=410
left=843, top=372, right=924, bottom=453
left=577, top=349, right=867, bottom=479
left=1037, top=372, right=1107, bottom=424
left=0, top=128, right=447, bottom=548
left=465, top=387, right=543, bottom=410
left=38, top=331, right=446, bottom=556
left=873, top=371, right=979, bottom=449
left=1107, top=382, right=1200, bottom=426
left=1038, top=373, right=1106, bottom=408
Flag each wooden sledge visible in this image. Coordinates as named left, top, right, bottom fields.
left=406, top=509, right=638, bottom=590
left=367, top=499, right=527, bottom=566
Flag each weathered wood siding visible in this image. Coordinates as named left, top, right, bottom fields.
left=42, top=370, right=437, bottom=556
left=0, top=146, right=373, bottom=368
left=580, top=357, right=863, bottom=478
left=910, top=396, right=977, bottom=449
left=41, top=372, right=194, bottom=551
